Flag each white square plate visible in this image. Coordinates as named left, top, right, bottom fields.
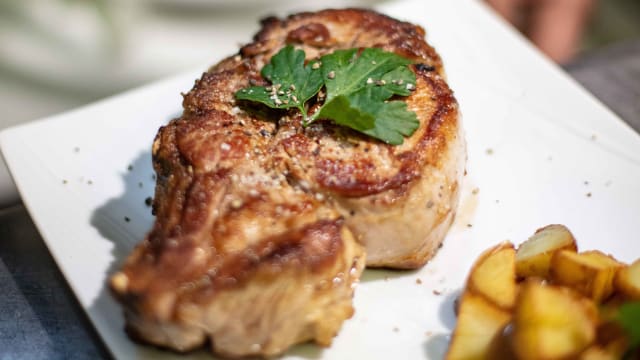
left=2, top=0, right=640, bottom=358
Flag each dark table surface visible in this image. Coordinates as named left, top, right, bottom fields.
left=1, top=40, right=639, bottom=360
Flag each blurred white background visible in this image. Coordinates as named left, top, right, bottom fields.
left=0, top=0, right=389, bottom=128
left=0, top=0, right=387, bottom=205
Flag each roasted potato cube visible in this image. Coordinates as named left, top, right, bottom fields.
left=446, top=293, right=512, bottom=360
left=467, top=242, right=517, bottom=309
left=516, top=224, right=577, bottom=279
left=551, top=250, right=625, bottom=303
left=579, top=346, right=618, bottom=360
left=511, top=281, right=598, bottom=360
left=593, top=320, right=629, bottom=360
left=614, top=259, right=640, bottom=300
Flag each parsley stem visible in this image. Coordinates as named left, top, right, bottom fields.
left=298, top=105, right=310, bottom=126
left=305, top=108, right=321, bottom=126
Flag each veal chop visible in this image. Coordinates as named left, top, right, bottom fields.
left=110, top=8, right=465, bottom=357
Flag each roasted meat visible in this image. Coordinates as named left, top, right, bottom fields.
left=110, top=8, right=465, bottom=357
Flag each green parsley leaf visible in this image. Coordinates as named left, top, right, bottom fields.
left=314, top=94, right=375, bottom=133
left=617, top=301, right=640, bottom=349
left=313, top=48, right=418, bottom=144
left=318, top=87, right=418, bottom=145
left=234, top=46, right=419, bottom=145
left=380, top=66, right=416, bottom=97
left=319, top=48, right=414, bottom=104
left=235, top=45, right=323, bottom=120
left=360, top=93, right=419, bottom=145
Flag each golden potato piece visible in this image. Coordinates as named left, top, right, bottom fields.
left=551, top=250, right=625, bottom=303
left=446, top=293, right=512, bottom=360
left=467, top=242, right=517, bottom=309
left=593, top=321, right=629, bottom=360
left=579, top=346, right=618, bottom=360
left=515, top=224, right=577, bottom=279
left=512, top=282, right=598, bottom=360
left=614, top=259, right=640, bottom=300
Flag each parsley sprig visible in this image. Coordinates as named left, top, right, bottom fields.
left=616, top=301, right=640, bottom=358
left=235, top=46, right=419, bottom=145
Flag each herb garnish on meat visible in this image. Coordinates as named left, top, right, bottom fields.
left=616, top=301, right=640, bottom=357
left=235, top=45, right=419, bottom=145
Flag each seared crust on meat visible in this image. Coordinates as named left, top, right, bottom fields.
left=110, top=8, right=464, bottom=357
